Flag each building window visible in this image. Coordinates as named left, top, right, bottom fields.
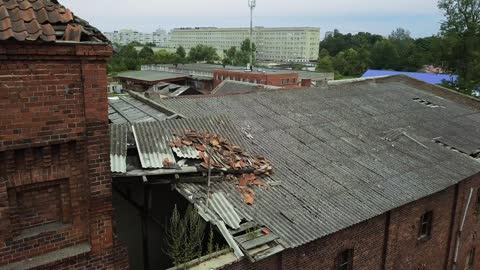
left=419, top=211, right=433, bottom=239
left=466, top=248, right=475, bottom=270
left=336, top=249, right=353, bottom=270
left=476, top=189, right=480, bottom=211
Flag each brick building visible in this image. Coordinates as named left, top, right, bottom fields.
left=213, top=69, right=300, bottom=88
left=0, top=0, right=127, bottom=269
left=109, top=76, right=480, bottom=269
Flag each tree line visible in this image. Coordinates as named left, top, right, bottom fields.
left=317, top=0, right=479, bottom=94
left=107, top=38, right=257, bottom=74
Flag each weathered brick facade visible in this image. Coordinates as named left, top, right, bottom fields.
left=213, top=70, right=299, bottom=88
left=222, top=173, right=480, bottom=270
left=0, top=43, right=128, bottom=269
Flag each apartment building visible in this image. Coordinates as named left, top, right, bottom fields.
left=104, top=28, right=168, bottom=46
left=167, top=27, right=321, bottom=62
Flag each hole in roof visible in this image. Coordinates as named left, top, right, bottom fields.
left=412, top=98, right=444, bottom=108
left=433, top=139, right=479, bottom=160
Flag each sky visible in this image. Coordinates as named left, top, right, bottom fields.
left=61, top=0, right=445, bottom=38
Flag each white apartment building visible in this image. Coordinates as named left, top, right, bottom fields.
left=104, top=28, right=168, bottom=47
left=167, top=27, right=320, bottom=62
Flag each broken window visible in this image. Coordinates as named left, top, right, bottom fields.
left=466, top=248, right=475, bottom=270
left=336, top=249, right=353, bottom=270
left=419, top=211, right=433, bottom=239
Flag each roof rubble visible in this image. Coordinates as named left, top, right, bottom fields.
left=169, top=129, right=273, bottom=205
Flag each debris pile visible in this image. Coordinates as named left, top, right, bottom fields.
left=169, top=129, right=273, bottom=205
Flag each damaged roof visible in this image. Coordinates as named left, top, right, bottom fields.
left=212, top=80, right=281, bottom=95
left=149, top=77, right=480, bottom=248
left=108, top=95, right=176, bottom=124
left=0, top=0, right=108, bottom=42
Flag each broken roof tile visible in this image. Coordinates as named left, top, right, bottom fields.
left=0, top=0, right=108, bottom=42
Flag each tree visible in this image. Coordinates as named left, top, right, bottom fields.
left=316, top=56, right=334, bottom=72
left=138, top=46, right=154, bottom=63
left=176, top=46, right=186, bottom=59
left=118, top=44, right=139, bottom=70
left=370, top=39, right=400, bottom=70
left=438, top=0, right=480, bottom=92
left=188, top=45, right=219, bottom=63
left=164, top=205, right=206, bottom=267
left=240, top=38, right=256, bottom=53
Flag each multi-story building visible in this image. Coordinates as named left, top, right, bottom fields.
left=104, top=28, right=168, bottom=46
left=167, top=27, right=321, bottom=62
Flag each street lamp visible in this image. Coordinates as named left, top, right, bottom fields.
left=248, top=0, right=256, bottom=69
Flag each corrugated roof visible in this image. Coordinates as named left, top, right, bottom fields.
left=154, top=79, right=480, bottom=248
left=0, top=0, right=107, bottom=42
left=362, top=70, right=458, bottom=85
left=210, top=192, right=242, bottom=230
left=116, top=70, right=188, bottom=82
left=211, top=80, right=280, bottom=95
left=108, top=96, right=170, bottom=124
left=130, top=115, right=248, bottom=169
left=110, top=123, right=128, bottom=173
left=132, top=121, right=177, bottom=169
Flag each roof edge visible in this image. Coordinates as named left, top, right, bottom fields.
left=126, top=90, right=186, bottom=118
left=378, top=75, right=480, bottom=111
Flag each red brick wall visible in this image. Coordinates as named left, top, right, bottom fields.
left=223, top=173, right=480, bottom=270
left=213, top=70, right=299, bottom=88
left=0, top=43, right=128, bottom=269
left=447, top=173, right=480, bottom=270
left=384, top=187, right=456, bottom=270
left=222, top=215, right=386, bottom=270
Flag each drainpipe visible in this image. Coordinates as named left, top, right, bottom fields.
left=452, top=187, right=474, bottom=270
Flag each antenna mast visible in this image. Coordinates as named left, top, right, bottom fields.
left=248, top=0, right=256, bottom=69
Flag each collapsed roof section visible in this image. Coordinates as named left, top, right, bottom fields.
left=0, top=0, right=108, bottom=42
left=111, top=115, right=285, bottom=261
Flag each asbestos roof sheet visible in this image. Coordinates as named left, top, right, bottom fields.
left=0, top=0, right=107, bottom=42
left=212, top=80, right=281, bottom=95
left=108, top=95, right=170, bottom=124
left=155, top=79, right=480, bottom=248
left=131, top=115, right=246, bottom=169
left=116, top=70, right=188, bottom=82
left=110, top=123, right=128, bottom=173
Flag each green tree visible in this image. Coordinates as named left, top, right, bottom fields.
left=164, top=205, right=206, bottom=267
left=316, top=56, right=334, bottom=72
left=188, top=45, right=219, bottom=63
left=438, top=0, right=480, bottom=92
left=138, top=46, right=154, bottom=64
left=176, top=46, right=186, bottom=59
left=371, top=39, right=400, bottom=70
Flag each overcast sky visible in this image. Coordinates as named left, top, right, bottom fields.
left=62, top=0, right=445, bottom=38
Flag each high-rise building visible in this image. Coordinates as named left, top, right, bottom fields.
left=104, top=28, right=168, bottom=46
left=167, top=27, right=321, bottom=62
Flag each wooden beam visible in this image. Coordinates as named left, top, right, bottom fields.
left=241, top=234, right=279, bottom=250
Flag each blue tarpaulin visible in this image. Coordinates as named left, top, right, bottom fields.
left=362, top=70, right=458, bottom=85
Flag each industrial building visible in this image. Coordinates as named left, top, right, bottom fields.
left=167, top=27, right=321, bottom=62
left=109, top=75, right=480, bottom=269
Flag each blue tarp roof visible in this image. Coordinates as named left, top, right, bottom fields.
left=362, top=70, right=458, bottom=85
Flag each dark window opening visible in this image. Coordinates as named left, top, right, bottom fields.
left=476, top=189, right=480, bottom=212
left=419, top=211, right=433, bottom=239
left=336, top=249, right=353, bottom=270
left=466, top=248, right=475, bottom=270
